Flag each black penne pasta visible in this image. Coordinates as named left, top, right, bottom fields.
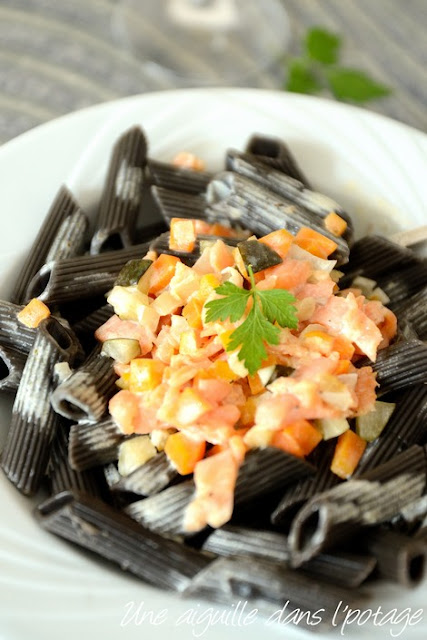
left=339, top=235, right=419, bottom=284
left=244, top=134, right=311, bottom=186
left=234, top=447, right=315, bottom=509
left=299, top=550, right=377, bottom=590
left=72, top=304, right=114, bottom=351
left=182, top=555, right=364, bottom=631
left=354, top=385, right=427, bottom=475
left=134, top=220, right=169, bottom=244
left=202, top=525, right=290, bottom=564
left=359, top=528, right=426, bottom=587
left=36, top=490, right=210, bottom=592
left=124, top=480, right=195, bottom=537
left=48, top=425, right=106, bottom=499
left=370, top=339, right=427, bottom=396
left=206, top=173, right=349, bottom=265
left=226, top=150, right=354, bottom=245
left=44, top=209, right=88, bottom=263
left=148, top=159, right=213, bottom=194
left=394, top=285, right=427, bottom=340
left=103, top=462, right=121, bottom=489
left=151, top=186, right=211, bottom=224
left=0, top=345, right=26, bottom=392
left=288, top=445, right=427, bottom=566
left=68, top=415, right=124, bottom=471
left=1, top=317, right=80, bottom=495
left=51, top=345, right=117, bottom=423
left=25, top=241, right=151, bottom=305
left=0, top=299, right=36, bottom=354
left=10, top=185, right=81, bottom=304
left=271, top=441, right=342, bottom=530
left=90, top=126, right=147, bottom=254
left=112, top=451, right=178, bottom=496
left=395, top=495, right=427, bottom=536
left=377, top=261, right=427, bottom=308
left=202, top=525, right=375, bottom=589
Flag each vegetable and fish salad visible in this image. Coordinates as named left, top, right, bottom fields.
left=96, top=213, right=396, bottom=533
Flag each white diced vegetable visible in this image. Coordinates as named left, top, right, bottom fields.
left=118, top=436, right=157, bottom=476
left=102, top=338, right=141, bottom=363
left=316, top=417, right=350, bottom=440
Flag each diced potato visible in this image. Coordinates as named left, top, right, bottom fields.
left=101, top=338, right=141, bottom=363
left=136, top=304, right=160, bottom=334
left=107, top=285, right=149, bottom=321
left=151, top=291, right=182, bottom=316
left=118, top=436, right=157, bottom=476
left=316, top=417, right=350, bottom=440
left=169, top=262, right=200, bottom=302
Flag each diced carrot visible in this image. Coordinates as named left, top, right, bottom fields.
left=247, top=373, right=265, bottom=395
left=193, top=219, right=213, bottom=234
left=302, top=330, right=335, bottom=356
left=272, top=419, right=322, bottom=458
left=138, top=254, right=181, bottom=295
left=169, top=218, right=196, bottom=253
left=334, top=359, right=351, bottom=375
left=175, top=387, right=214, bottom=425
left=259, top=229, right=294, bottom=259
left=129, top=358, right=165, bottom=392
left=330, top=429, right=367, bottom=479
left=333, top=335, right=355, bottom=360
left=240, top=396, right=259, bottom=427
left=165, top=431, right=206, bottom=475
left=209, top=223, right=236, bottom=238
left=17, top=298, right=50, bottom=328
left=182, top=297, right=204, bottom=329
left=324, top=212, right=348, bottom=237
left=295, top=227, right=338, bottom=259
left=172, top=151, right=205, bottom=172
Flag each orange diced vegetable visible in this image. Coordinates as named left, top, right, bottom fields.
left=176, top=387, right=214, bottom=425
left=334, top=359, right=351, bottom=375
left=302, top=330, right=335, bottom=355
left=129, top=358, right=165, bottom=392
left=324, top=212, right=348, bottom=237
left=295, top=227, right=338, bottom=259
left=333, top=335, right=355, bottom=360
left=17, top=298, right=50, bottom=328
left=209, top=223, right=235, bottom=238
left=182, top=297, right=204, bottom=329
left=330, top=429, right=367, bottom=479
left=248, top=373, right=265, bottom=395
left=272, top=419, right=322, bottom=458
left=165, top=431, right=206, bottom=475
left=259, top=229, right=294, bottom=258
left=138, top=254, right=181, bottom=295
left=169, top=218, right=196, bottom=253
left=240, top=396, right=259, bottom=427
left=172, top=151, right=205, bottom=172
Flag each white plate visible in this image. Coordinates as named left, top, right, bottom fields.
left=0, top=89, right=426, bottom=640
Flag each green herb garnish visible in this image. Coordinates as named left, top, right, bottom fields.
left=285, top=27, right=391, bottom=104
left=205, top=266, right=298, bottom=375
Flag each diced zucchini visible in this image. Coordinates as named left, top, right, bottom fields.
left=102, top=338, right=141, bottom=363
left=115, top=259, right=153, bottom=287
left=316, top=417, right=350, bottom=440
left=237, top=239, right=282, bottom=273
left=356, top=401, right=396, bottom=442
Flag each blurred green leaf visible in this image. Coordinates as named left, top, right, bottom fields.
left=305, top=27, right=341, bottom=64
left=327, top=68, right=392, bottom=102
left=285, top=58, right=322, bottom=94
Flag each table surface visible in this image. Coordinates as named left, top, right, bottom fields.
left=0, top=0, right=426, bottom=145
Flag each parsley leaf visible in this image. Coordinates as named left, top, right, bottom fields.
left=258, top=289, right=298, bottom=330
left=326, top=68, right=392, bottom=103
left=305, top=27, right=341, bottom=65
left=285, top=58, right=322, bottom=94
left=227, top=302, right=280, bottom=375
left=204, top=266, right=298, bottom=375
left=205, top=281, right=250, bottom=323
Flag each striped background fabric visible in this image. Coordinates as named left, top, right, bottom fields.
left=0, top=0, right=425, bottom=144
